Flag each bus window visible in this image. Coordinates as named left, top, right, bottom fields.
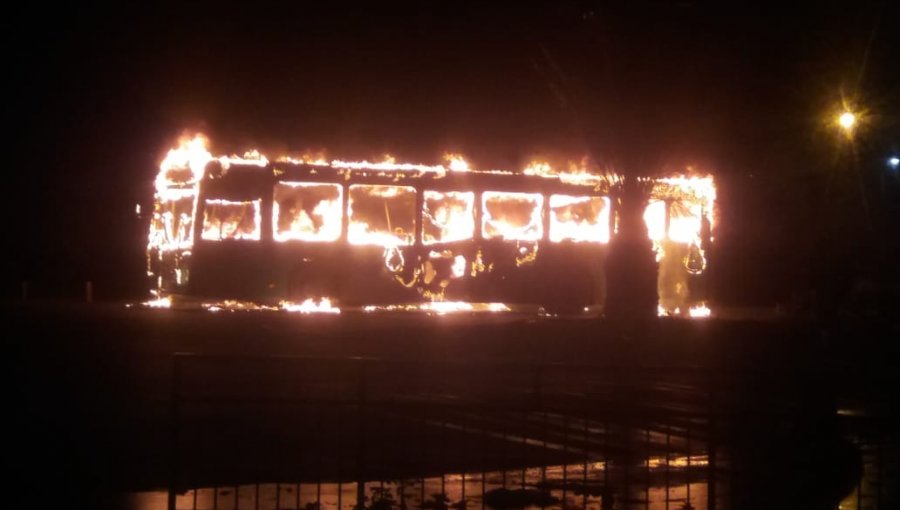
left=150, top=189, right=196, bottom=251
left=201, top=199, right=262, bottom=241
left=481, top=191, right=543, bottom=241
left=348, top=185, right=416, bottom=247
left=422, top=190, right=475, bottom=244
left=549, top=195, right=610, bottom=243
left=273, top=182, right=342, bottom=242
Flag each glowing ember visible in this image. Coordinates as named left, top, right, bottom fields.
left=482, top=192, right=544, bottom=241
left=280, top=298, right=340, bottom=314
left=273, top=182, right=343, bottom=242
left=549, top=195, right=610, bottom=243
left=647, top=455, right=709, bottom=469
left=423, top=191, right=475, bottom=244
left=201, top=199, right=262, bottom=241
left=348, top=185, right=416, bottom=247
left=362, top=302, right=511, bottom=314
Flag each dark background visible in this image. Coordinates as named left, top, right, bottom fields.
left=4, top=1, right=898, bottom=308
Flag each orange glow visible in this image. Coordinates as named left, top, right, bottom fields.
left=444, top=153, right=470, bottom=172
left=149, top=191, right=196, bottom=252
left=523, top=159, right=622, bottom=187
left=157, top=134, right=212, bottom=190
left=144, top=296, right=172, bottom=309
left=688, top=303, right=711, bottom=318
left=423, top=191, right=476, bottom=244
left=201, top=199, right=262, bottom=241
left=362, top=302, right=511, bottom=314
left=273, top=182, right=343, bottom=242
left=347, top=185, right=416, bottom=247
left=218, top=149, right=268, bottom=170
left=276, top=154, right=330, bottom=166
left=644, top=174, right=716, bottom=318
left=482, top=192, right=544, bottom=241
left=549, top=195, right=610, bottom=243
left=280, top=298, right=340, bottom=314
left=332, top=158, right=445, bottom=175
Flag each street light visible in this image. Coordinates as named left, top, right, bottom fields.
left=889, top=156, right=899, bottom=169
left=837, top=111, right=856, bottom=134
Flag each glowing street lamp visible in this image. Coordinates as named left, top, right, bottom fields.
left=837, top=111, right=856, bottom=133
left=889, top=156, right=899, bottom=169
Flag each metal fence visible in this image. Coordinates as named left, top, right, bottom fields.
left=164, top=354, right=893, bottom=510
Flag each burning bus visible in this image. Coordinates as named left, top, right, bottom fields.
left=147, top=135, right=714, bottom=316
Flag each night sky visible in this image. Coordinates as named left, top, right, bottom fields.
left=5, top=1, right=898, bottom=305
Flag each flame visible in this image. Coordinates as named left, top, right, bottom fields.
left=549, top=195, right=610, bottom=243
left=451, top=255, right=466, bottom=278
left=362, top=302, right=511, bottom=314
left=273, top=182, right=343, bottom=242
left=218, top=149, right=268, bottom=170
left=144, top=296, right=172, bottom=309
left=280, top=298, right=340, bottom=314
left=347, top=185, right=416, bottom=247
left=157, top=134, right=212, bottom=190
left=444, top=153, right=470, bottom=172
left=644, top=174, right=716, bottom=318
left=482, top=191, right=544, bottom=241
left=523, top=159, right=621, bottom=188
left=688, top=303, right=711, bottom=318
left=276, top=154, right=330, bottom=166
left=422, top=191, right=475, bottom=244
left=331, top=158, right=445, bottom=175
left=201, top=199, right=262, bottom=241
left=150, top=134, right=212, bottom=255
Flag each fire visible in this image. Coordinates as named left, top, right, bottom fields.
left=150, top=134, right=213, bottom=254
left=688, top=303, right=711, bottom=318
left=548, top=195, right=610, bottom=243
left=273, top=182, right=343, bottom=242
left=362, top=302, right=511, bottom=314
left=482, top=192, right=544, bottom=241
left=144, top=296, right=172, bottom=309
left=643, top=174, right=716, bottom=318
left=280, top=298, right=340, bottom=314
left=332, top=158, right=445, bottom=175
left=422, top=191, right=475, bottom=244
left=347, top=185, right=416, bottom=247
left=157, top=134, right=212, bottom=190
left=523, top=159, right=620, bottom=188
left=148, top=134, right=718, bottom=319
left=201, top=199, right=262, bottom=241
left=444, top=153, right=470, bottom=172
left=276, top=152, right=330, bottom=166
left=218, top=149, right=268, bottom=170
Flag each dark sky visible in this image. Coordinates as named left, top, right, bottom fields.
left=3, top=1, right=898, bottom=303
